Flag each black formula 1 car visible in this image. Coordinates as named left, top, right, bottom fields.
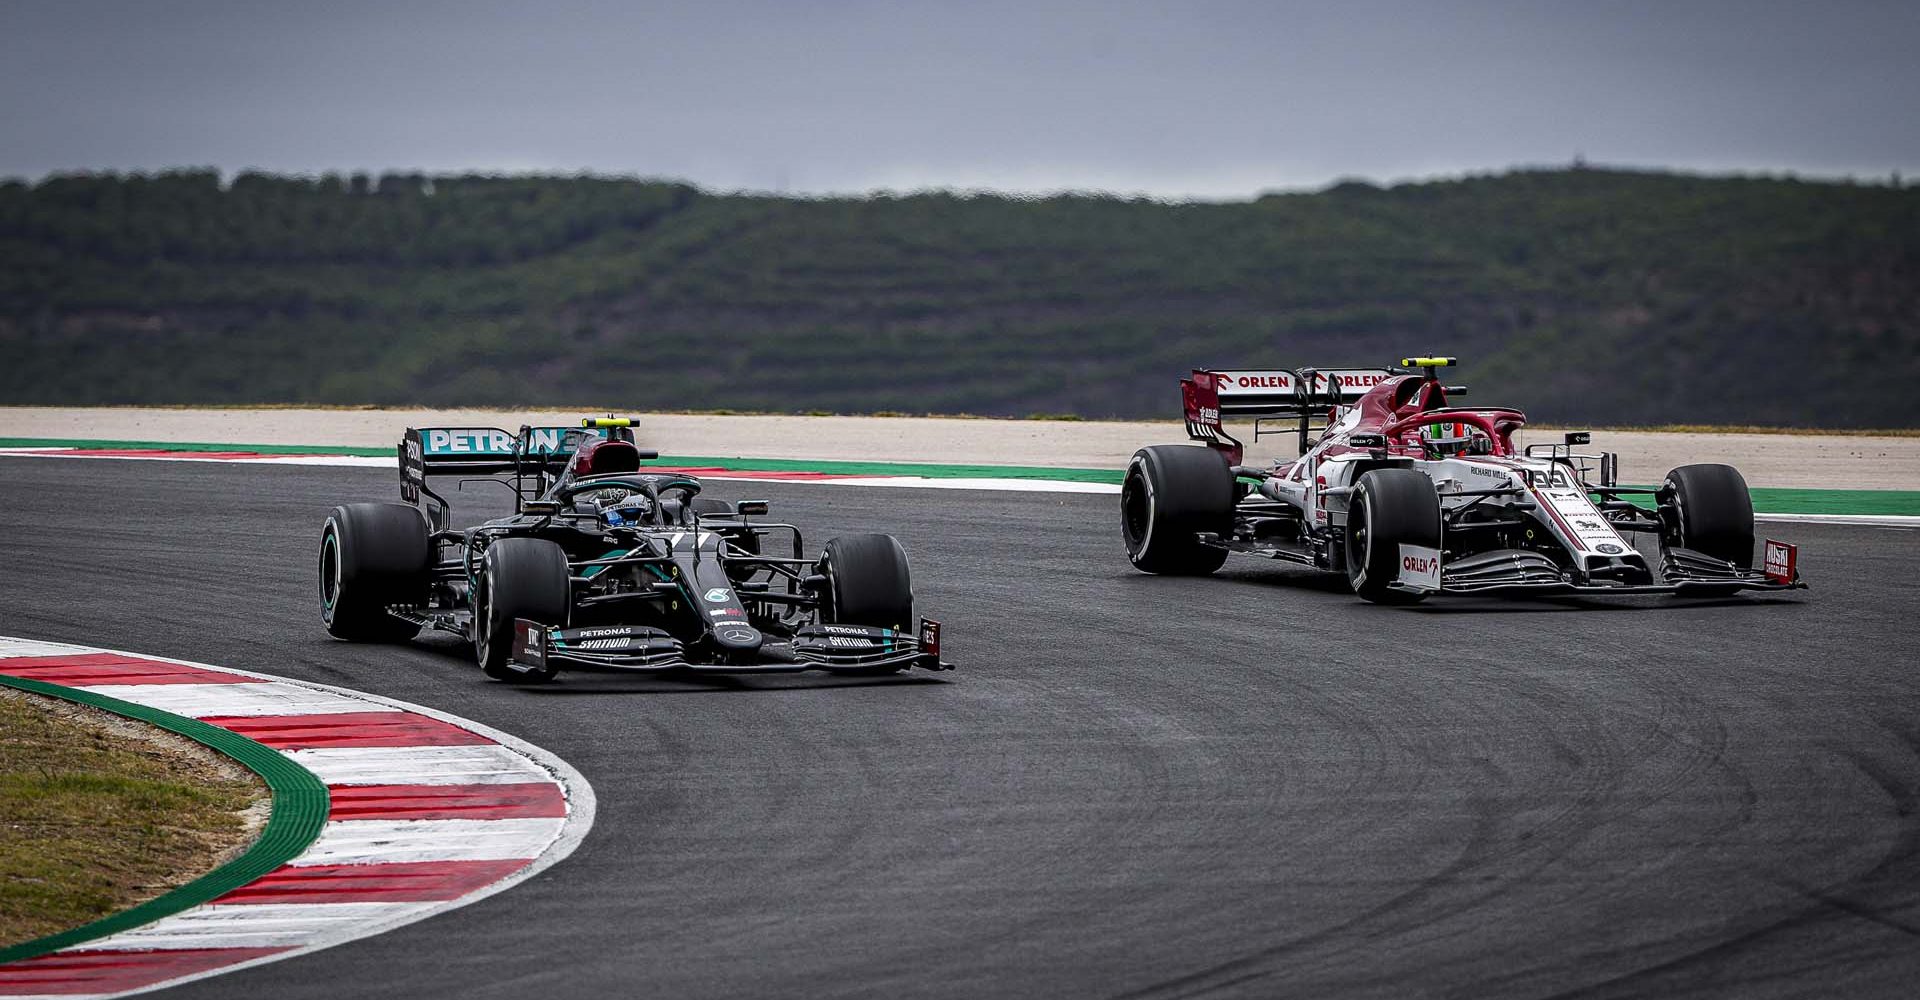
left=318, top=417, right=949, bottom=682
left=1122, top=357, right=1807, bottom=604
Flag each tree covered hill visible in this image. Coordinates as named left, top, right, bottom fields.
left=2, top=168, right=1914, bottom=427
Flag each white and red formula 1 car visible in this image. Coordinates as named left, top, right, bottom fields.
left=1120, top=357, right=1805, bottom=603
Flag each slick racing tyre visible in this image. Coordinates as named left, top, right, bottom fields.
left=819, top=534, right=914, bottom=632
left=1344, top=469, right=1442, bottom=605
left=1659, top=463, right=1754, bottom=568
left=320, top=503, right=429, bottom=642
left=474, top=537, right=572, bottom=683
left=1121, top=445, right=1233, bottom=575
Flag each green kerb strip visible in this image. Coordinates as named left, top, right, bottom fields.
left=0, top=437, right=376, bottom=456
left=0, top=674, right=330, bottom=965
left=0, top=436, right=1125, bottom=483
left=649, top=454, right=1124, bottom=483
left=4, top=437, right=1917, bottom=514
left=1749, top=487, right=1920, bottom=517
left=1607, top=487, right=1920, bottom=517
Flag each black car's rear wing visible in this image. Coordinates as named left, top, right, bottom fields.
left=399, top=418, right=649, bottom=525
left=1183, top=367, right=1399, bottom=463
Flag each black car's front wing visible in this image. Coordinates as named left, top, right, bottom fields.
left=505, top=619, right=952, bottom=677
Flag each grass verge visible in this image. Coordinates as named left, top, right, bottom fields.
left=0, top=689, right=266, bottom=947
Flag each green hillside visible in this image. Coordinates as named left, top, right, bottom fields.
left=2, top=168, right=1914, bottom=426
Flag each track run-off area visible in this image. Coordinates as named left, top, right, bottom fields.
left=1, top=452, right=1918, bottom=998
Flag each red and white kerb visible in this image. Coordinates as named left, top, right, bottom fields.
left=0, top=638, right=591, bottom=999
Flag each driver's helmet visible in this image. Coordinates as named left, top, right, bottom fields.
left=593, top=487, right=653, bottom=527
left=1420, top=420, right=1473, bottom=456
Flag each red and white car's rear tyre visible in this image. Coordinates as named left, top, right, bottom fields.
left=1121, top=446, right=1233, bottom=576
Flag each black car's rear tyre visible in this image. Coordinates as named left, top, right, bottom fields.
left=1344, top=469, right=1442, bottom=605
left=320, top=503, right=429, bottom=642
left=475, top=537, right=572, bottom=682
left=819, top=534, right=914, bottom=631
left=1659, top=463, right=1754, bottom=568
left=1121, top=445, right=1233, bottom=575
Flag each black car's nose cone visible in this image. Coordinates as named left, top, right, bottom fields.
left=711, top=622, right=764, bottom=653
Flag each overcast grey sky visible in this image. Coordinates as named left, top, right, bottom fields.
left=2, top=0, right=1915, bottom=198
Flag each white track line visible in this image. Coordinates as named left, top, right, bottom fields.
left=3, top=447, right=1912, bottom=520
left=0, top=447, right=1119, bottom=492
left=0, top=449, right=393, bottom=468
left=1755, top=512, right=1920, bottom=527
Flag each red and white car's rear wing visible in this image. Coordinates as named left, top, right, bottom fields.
left=1183, top=366, right=1396, bottom=463
left=1205, top=369, right=1396, bottom=412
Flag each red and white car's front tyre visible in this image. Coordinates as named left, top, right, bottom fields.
left=1344, top=469, right=1442, bottom=605
left=1659, top=463, right=1755, bottom=569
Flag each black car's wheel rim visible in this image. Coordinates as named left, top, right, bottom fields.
left=475, top=573, right=494, bottom=666
left=319, top=529, right=341, bottom=622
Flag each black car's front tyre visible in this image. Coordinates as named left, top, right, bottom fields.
left=1344, top=469, right=1442, bottom=605
left=474, top=537, right=572, bottom=682
left=1121, top=445, right=1233, bottom=575
left=818, top=534, right=914, bottom=632
left=320, top=503, right=429, bottom=642
left=1659, top=463, right=1754, bottom=568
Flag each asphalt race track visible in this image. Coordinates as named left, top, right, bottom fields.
left=4, top=457, right=1919, bottom=999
